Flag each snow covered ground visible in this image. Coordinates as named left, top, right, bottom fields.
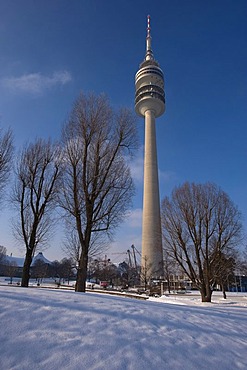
left=0, top=285, right=246, bottom=370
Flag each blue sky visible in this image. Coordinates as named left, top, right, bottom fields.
left=0, top=0, right=246, bottom=262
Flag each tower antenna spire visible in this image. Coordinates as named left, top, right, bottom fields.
left=146, top=15, right=153, bottom=61
left=147, top=14, right=151, bottom=38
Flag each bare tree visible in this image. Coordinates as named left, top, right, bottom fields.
left=49, top=260, right=63, bottom=284
left=0, top=128, right=13, bottom=204
left=163, top=249, right=177, bottom=293
left=239, top=246, right=247, bottom=276
left=211, top=252, right=236, bottom=298
left=11, top=139, right=62, bottom=287
left=5, top=260, right=18, bottom=284
left=59, top=93, right=137, bottom=292
left=59, top=258, right=75, bottom=284
left=0, top=245, right=7, bottom=264
left=139, top=255, right=153, bottom=290
left=62, top=221, right=109, bottom=267
left=0, top=245, right=7, bottom=274
left=62, top=228, right=81, bottom=266
left=32, top=259, right=48, bottom=285
left=161, top=182, right=242, bottom=302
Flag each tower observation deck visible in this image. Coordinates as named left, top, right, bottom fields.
left=135, top=16, right=165, bottom=279
left=135, top=16, right=165, bottom=118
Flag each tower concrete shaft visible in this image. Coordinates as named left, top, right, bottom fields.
left=142, top=110, right=163, bottom=277
left=135, top=16, right=165, bottom=279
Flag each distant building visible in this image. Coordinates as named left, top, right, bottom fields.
left=229, top=274, right=247, bottom=292
left=5, top=252, right=51, bottom=267
left=1, top=252, right=51, bottom=278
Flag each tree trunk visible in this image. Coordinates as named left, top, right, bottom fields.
left=200, top=284, right=213, bottom=302
left=75, top=252, right=88, bottom=292
left=21, top=250, right=33, bottom=287
left=167, top=278, right=171, bottom=293
left=221, top=283, right=227, bottom=299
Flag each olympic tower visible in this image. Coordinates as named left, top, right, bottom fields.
left=135, top=16, right=165, bottom=279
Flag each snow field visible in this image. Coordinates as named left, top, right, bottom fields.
left=0, top=286, right=246, bottom=370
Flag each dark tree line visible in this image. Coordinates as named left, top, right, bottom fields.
left=31, top=258, right=75, bottom=285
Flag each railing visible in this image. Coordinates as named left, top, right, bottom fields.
left=135, top=89, right=165, bottom=105
left=135, top=67, right=164, bottom=80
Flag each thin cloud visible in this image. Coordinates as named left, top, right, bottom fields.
left=158, top=169, right=177, bottom=185
left=2, top=70, right=72, bottom=95
left=129, top=147, right=177, bottom=187
left=126, top=208, right=142, bottom=228
left=128, top=147, right=144, bottom=183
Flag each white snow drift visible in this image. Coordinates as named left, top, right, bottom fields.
left=0, top=286, right=246, bottom=370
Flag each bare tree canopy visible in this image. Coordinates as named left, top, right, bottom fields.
left=59, top=92, right=138, bottom=292
left=0, top=245, right=7, bottom=266
left=161, top=182, right=243, bottom=302
left=62, top=222, right=110, bottom=266
left=12, top=138, right=62, bottom=287
left=0, top=128, right=13, bottom=202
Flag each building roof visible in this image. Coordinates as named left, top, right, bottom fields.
left=5, top=255, right=24, bottom=268
left=32, top=252, right=51, bottom=266
left=5, top=252, right=51, bottom=267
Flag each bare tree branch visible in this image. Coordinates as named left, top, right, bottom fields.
left=162, top=182, right=243, bottom=302
left=0, top=128, right=13, bottom=204
left=11, top=138, right=62, bottom=287
left=59, top=93, right=138, bottom=292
